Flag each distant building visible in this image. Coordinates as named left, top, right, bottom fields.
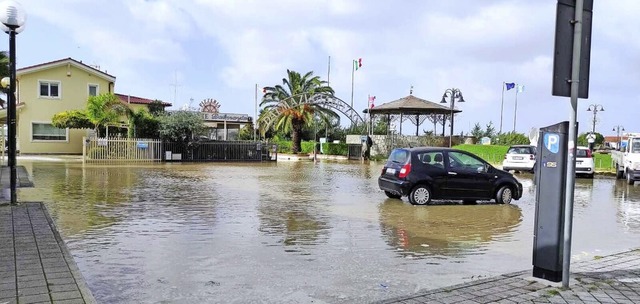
left=174, top=98, right=253, bottom=141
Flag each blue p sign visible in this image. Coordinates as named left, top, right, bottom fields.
left=544, top=133, right=560, bottom=153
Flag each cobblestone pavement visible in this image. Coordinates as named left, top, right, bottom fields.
left=378, top=249, right=640, bottom=304
left=0, top=203, right=96, bottom=304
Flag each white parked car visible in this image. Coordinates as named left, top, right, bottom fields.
left=502, top=145, right=537, bottom=173
left=575, top=146, right=595, bottom=178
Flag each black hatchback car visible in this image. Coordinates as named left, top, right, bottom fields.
left=378, top=147, right=523, bottom=205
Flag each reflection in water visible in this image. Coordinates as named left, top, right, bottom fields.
left=612, top=181, right=640, bottom=232
left=257, top=162, right=331, bottom=253
left=378, top=201, right=522, bottom=258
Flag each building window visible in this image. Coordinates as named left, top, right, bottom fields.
left=39, top=81, right=60, bottom=98
left=32, top=123, right=67, bottom=141
left=88, top=84, right=98, bottom=96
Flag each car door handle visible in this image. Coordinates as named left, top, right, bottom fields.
left=448, top=172, right=457, bottom=175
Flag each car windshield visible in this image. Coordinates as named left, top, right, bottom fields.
left=388, top=149, right=409, bottom=164
left=576, top=149, right=589, bottom=158
left=507, top=147, right=532, bottom=154
left=633, top=139, right=640, bottom=153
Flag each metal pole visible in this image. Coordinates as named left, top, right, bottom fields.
left=500, top=82, right=505, bottom=133
left=591, top=107, right=596, bottom=134
left=513, top=88, right=519, bottom=132
left=8, top=28, right=17, bottom=205
left=254, top=83, right=257, bottom=141
left=350, top=61, right=355, bottom=110
left=449, top=92, right=454, bottom=147
left=562, top=0, right=584, bottom=288
left=327, top=56, right=331, bottom=87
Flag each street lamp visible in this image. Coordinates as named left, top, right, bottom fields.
left=613, top=125, right=625, bottom=151
left=586, top=104, right=604, bottom=151
left=440, top=88, right=464, bottom=147
left=586, top=104, right=604, bottom=133
left=0, top=0, right=26, bottom=205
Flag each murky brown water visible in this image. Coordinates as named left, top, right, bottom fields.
left=16, top=159, right=640, bottom=304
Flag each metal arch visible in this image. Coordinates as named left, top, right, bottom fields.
left=305, top=94, right=364, bottom=125
left=258, top=93, right=365, bottom=132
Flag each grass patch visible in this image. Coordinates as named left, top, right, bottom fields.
left=453, top=144, right=509, bottom=164
left=593, top=153, right=613, bottom=169
left=546, top=289, right=561, bottom=297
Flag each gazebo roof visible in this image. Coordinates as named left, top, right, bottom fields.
left=369, top=95, right=461, bottom=115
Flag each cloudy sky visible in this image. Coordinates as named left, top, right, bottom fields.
left=13, top=0, right=640, bottom=136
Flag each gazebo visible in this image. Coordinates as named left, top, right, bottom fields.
left=368, top=94, right=462, bottom=136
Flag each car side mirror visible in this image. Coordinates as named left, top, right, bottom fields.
left=477, top=166, right=486, bottom=173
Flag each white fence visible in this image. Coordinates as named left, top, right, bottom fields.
left=83, top=137, right=163, bottom=163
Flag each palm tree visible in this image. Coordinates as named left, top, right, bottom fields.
left=259, top=70, right=338, bottom=153
left=86, top=93, right=127, bottom=137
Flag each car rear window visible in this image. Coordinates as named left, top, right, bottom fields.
left=576, top=149, right=589, bottom=157
left=388, top=149, right=410, bottom=164
left=507, top=146, right=533, bottom=154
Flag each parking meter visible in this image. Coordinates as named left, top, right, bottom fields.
left=532, top=121, right=569, bottom=282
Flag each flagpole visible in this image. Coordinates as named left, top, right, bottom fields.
left=500, top=82, right=505, bottom=133
left=513, top=85, right=519, bottom=132
left=327, top=56, right=331, bottom=86
left=254, top=83, right=258, bottom=141
left=367, top=94, right=370, bottom=135
left=350, top=60, right=355, bottom=110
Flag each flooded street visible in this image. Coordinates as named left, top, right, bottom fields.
left=16, top=159, right=640, bottom=304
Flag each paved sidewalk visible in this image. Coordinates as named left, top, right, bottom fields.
left=1, top=203, right=96, bottom=304
left=378, top=249, right=640, bottom=304
left=0, top=166, right=34, bottom=191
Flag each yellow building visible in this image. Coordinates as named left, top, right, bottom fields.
left=1, top=58, right=170, bottom=154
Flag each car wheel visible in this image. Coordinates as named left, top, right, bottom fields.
left=384, top=191, right=401, bottom=199
left=616, top=164, right=623, bottom=179
left=409, top=184, right=432, bottom=205
left=627, top=170, right=635, bottom=185
left=496, top=185, right=513, bottom=204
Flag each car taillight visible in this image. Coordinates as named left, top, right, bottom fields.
left=381, top=168, right=386, bottom=175
left=586, top=150, right=592, bottom=158
left=504, top=155, right=507, bottom=159
left=398, top=163, right=411, bottom=178
left=530, top=154, right=535, bottom=160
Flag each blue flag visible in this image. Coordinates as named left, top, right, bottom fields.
left=505, top=82, right=516, bottom=90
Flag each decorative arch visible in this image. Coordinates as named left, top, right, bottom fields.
left=258, top=93, right=365, bottom=131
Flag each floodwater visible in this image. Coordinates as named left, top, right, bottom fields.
left=16, top=159, right=640, bottom=304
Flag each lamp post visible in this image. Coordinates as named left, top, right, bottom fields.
left=586, top=104, right=603, bottom=151
left=440, top=88, right=465, bottom=147
left=0, top=0, right=26, bottom=205
left=613, top=125, right=625, bottom=151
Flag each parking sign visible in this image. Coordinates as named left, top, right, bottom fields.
left=544, top=133, right=560, bottom=153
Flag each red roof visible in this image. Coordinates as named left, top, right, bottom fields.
left=116, top=93, right=172, bottom=107
left=604, top=135, right=628, bottom=142
left=18, top=57, right=116, bottom=80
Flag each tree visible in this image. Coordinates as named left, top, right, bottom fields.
left=238, top=123, right=255, bottom=140
left=484, top=121, right=496, bottom=138
left=494, top=131, right=530, bottom=145
left=259, top=69, right=338, bottom=153
left=86, top=93, right=127, bottom=137
left=126, top=108, right=159, bottom=138
left=51, top=110, right=93, bottom=129
left=148, top=100, right=166, bottom=116
left=157, top=110, right=206, bottom=143
left=577, top=132, right=604, bottom=147
left=470, top=123, right=484, bottom=140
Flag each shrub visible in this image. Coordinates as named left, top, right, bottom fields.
left=322, top=143, right=348, bottom=156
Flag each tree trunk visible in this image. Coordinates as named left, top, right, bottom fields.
left=292, top=120, right=303, bottom=153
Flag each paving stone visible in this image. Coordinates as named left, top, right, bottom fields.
left=50, top=290, right=82, bottom=301
left=53, top=299, right=86, bottom=304
left=47, top=278, right=76, bottom=286
left=48, top=284, right=79, bottom=293
left=17, top=285, right=49, bottom=296
left=18, top=293, right=51, bottom=303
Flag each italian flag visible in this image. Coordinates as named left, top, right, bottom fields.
left=354, top=58, right=362, bottom=71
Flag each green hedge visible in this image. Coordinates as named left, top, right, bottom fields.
left=322, top=143, right=348, bottom=156
left=453, top=144, right=509, bottom=164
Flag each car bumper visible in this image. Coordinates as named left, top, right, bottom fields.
left=378, top=176, right=411, bottom=196
left=575, top=166, right=595, bottom=174
left=502, top=161, right=535, bottom=171
left=628, top=170, right=640, bottom=181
